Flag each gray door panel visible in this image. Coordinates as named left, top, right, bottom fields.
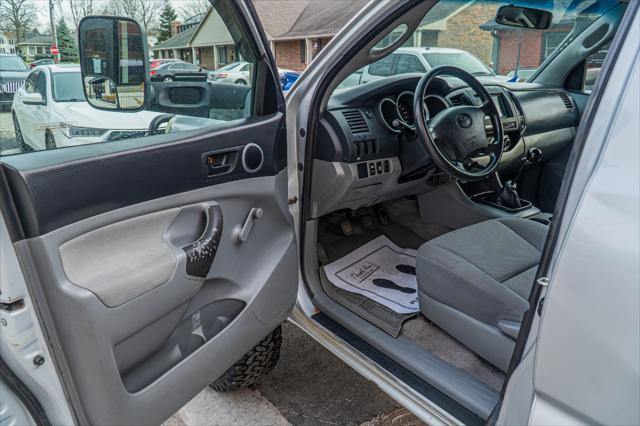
left=59, top=208, right=181, bottom=307
left=15, top=171, right=296, bottom=425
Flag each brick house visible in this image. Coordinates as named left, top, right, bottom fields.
left=151, top=0, right=573, bottom=76
left=254, top=0, right=368, bottom=71
left=412, top=1, right=497, bottom=65
left=150, top=0, right=368, bottom=71
left=480, top=19, right=574, bottom=75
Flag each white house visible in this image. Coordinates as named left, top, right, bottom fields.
left=0, top=31, right=17, bottom=54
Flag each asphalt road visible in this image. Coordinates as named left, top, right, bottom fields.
left=168, top=322, right=424, bottom=426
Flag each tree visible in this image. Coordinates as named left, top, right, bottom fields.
left=57, top=0, right=95, bottom=30
left=179, top=0, right=209, bottom=22
left=56, top=19, right=78, bottom=62
left=0, top=0, right=39, bottom=44
left=157, top=0, right=178, bottom=43
left=102, top=0, right=161, bottom=30
left=131, top=0, right=162, bottom=30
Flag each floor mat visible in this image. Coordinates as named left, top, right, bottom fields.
left=323, top=236, right=419, bottom=314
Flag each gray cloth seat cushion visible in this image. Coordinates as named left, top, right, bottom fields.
left=417, top=217, right=548, bottom=337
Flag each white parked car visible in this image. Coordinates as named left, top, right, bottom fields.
left=207, top=61, right=251, bottom=85
left=11, top=64, right=159, bottom=151
left=357, top=47, right=500, bottom=85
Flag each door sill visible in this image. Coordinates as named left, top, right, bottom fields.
left=289, top=306, right=475, bottom=426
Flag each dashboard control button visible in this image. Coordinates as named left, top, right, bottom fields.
left=357, top=163, right=368, bottom=179
left=369, top=163, right=376, bottom=176
left=384, top=160, right=390, bottom=173
left=376, top=161, right=383, bottom=174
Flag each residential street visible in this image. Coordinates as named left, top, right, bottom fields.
left=166, top=322, right=423, bottom=426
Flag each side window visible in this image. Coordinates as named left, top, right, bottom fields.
left=368, top=54, right=396, bottom=77
left=35, top=72, right=47, bottom=101
left=583, top=44, right=609, bottom=93
left=24, top=73, right=38, bottom=94
left=395, top=54, right=425, bottom=74
left=4, top=0, right=261, bottom=156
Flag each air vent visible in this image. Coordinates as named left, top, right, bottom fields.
left=449, top=94, right=467, bottom=107
left=557, top=92, right=574, bottom=110
left=342, top=110, right=369, bottom=134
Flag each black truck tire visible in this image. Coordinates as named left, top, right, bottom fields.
left=210, top=325, right=282, bottom=392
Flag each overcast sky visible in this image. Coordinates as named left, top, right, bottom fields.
left=30, top=0, right=202, bottom=32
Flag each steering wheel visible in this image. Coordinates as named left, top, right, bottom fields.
left=413, top=66, right=504, bottom=182
left=148, top=114, right=175, bottom=135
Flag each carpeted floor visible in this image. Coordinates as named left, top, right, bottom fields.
left=316, top=197, right=504, bottom=391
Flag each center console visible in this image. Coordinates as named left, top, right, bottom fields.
left=417, top=148, right=549, bottom=229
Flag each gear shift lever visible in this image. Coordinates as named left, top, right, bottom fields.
left=496, top=147, right=543, bottom=209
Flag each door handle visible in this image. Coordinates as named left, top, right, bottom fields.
left=183, top=205, right=223, bottom=278
left=204, top=150, right=238, bottom=177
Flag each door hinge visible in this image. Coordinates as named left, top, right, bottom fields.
left=288, top=196, right=298, bottom=205
left=536, top=276, right=549, bottom=317
left=536, top=276, right=550, bottom=287
left=537, top=297, right=545, bottom=316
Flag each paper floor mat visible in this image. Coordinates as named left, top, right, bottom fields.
left=323, top=235, right=419, bottom=314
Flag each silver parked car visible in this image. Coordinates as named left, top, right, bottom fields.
left=0, top=54, right=29, bottom=109
left=0, top=1, right=637, bottom=425
left=207, top=61, right=251, bottom=85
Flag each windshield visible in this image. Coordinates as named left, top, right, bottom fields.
left=53, top=72, right=86, bottom=102
left=423, top=52, right=493, bottom=76
left=336, top=0, right=622, bottom=89
left=0, top=56, right=28, bottom=72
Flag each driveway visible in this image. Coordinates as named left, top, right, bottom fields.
left=167, top=322, right=423, bottom=426
left=0, top=110, right=19, bottom=156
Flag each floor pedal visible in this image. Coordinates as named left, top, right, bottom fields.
left=339, top=220, right=353, bottom=236
left=360, top=214, right=375, bottom=229
left=376, top=207, right=390, bottom=226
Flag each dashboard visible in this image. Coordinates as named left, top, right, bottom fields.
left=310, top=74, right=580, bottom=218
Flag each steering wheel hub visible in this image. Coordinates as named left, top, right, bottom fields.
left=456, top=112, right=473, bottom=128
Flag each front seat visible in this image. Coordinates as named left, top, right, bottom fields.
left=416, top=217, right=548, bottom=372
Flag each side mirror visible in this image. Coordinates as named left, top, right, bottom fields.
left=78, top=16, right=148, bottom=111
left=22, top=92, right=44, bottom=106
left=495, top=6, right=553, bottom=30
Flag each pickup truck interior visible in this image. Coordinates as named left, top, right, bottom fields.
left=302, top=0, right=627, bottom=421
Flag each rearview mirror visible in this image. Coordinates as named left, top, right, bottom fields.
left=495, top=6, right=553, bottom=30
left=78, top=16, right=148, bottom=110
